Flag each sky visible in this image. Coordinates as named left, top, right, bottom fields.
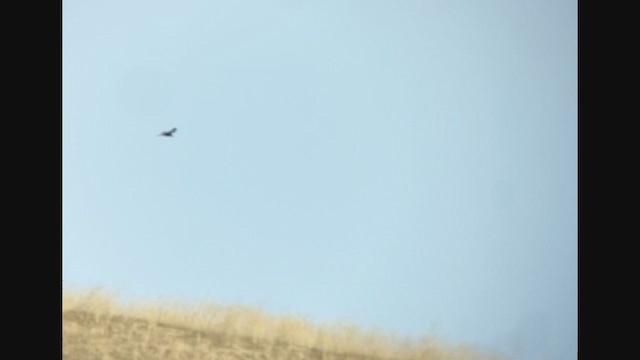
left=63, top=1, right=577, bottom=359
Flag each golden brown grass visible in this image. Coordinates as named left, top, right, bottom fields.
left=63, top=288, right=507, bottom=360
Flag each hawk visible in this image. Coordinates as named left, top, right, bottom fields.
left=159, top=127, right=177, bottom=137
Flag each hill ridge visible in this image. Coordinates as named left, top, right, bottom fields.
left=62, top=290, right=507, bottom=360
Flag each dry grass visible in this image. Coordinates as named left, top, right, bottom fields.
left=63, top=288, right=507, bottom=360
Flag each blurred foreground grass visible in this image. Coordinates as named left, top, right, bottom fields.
left=63, top=288, right=507, bottom=360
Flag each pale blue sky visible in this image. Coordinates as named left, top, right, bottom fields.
left=63, top=1, right=577, bottom=359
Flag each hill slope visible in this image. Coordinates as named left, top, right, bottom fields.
left=63, top=290, right=507, bottom=360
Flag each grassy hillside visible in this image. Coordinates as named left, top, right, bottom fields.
left=63, top=289, right=507, bottom=360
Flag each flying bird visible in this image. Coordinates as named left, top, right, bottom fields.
left=159, top=127, right=177, bottom=137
